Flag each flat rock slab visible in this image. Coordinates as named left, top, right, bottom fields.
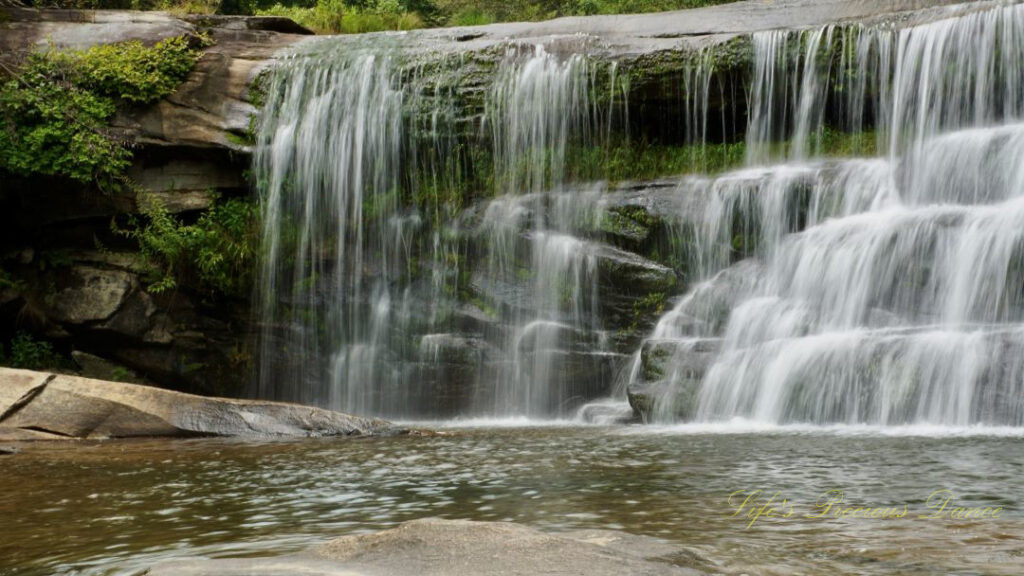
left=147, top=518, right=703, bottom=576
left=0, top=367, right=391, bottom=440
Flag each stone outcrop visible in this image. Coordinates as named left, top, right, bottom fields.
left=0, top=367, right=390, bottom=440
left=146, top=518, right=703, bottom=576
left=0, top=9, right=313, bottom=396
left=0, top=250, right=257, bottom=397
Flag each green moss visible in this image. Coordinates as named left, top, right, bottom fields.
left=626, top=35, right=753, bottom=88
left=600, top=205, right=660, bottom=244
left=568, top=139, right=747, bottom=183
left=631, top=291, right=666, bottom=330
left=639, top=341, right=672, bottom=381
left=225, top=130, right=253, bottom=147
left=468, top=295, right=499, bottom=319
left=247, top=68, right=270, bottom=109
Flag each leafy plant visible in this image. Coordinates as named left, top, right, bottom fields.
left=117, top=192, right=259, bottom=299
left=0, top=36, right=205, bottom=186
left=0, top=332, right=63, bottom=370
left=258, top=0, right=425, bottom=34
left=0, top=53, right=129, bottom=185
left=77, top=36, right=208, bottom=103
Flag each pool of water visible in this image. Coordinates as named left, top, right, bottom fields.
left=3, top=423, right=1023, bottom=575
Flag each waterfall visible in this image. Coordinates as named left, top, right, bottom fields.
left=744, top=2, right=1024, bottom=161
left=489, top=45, right=591, bottom=197
left=252, top=0, right=1024, bottom=425
left=253, top=40, right=463, bottom=416
left=253, top=37, right=614, bottom=418
left=638, top=1, right=1024, bottom=426
left=480, top=46, right=607, bottom=417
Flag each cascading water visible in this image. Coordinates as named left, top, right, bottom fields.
left=253, top=40, right=464, bottom=416
left=254, top=37, right=621, bottom=418
left=252, top=0, right=1024, bottom=426
left=479, top=46, right=608, bottom=417
left=636, top=1, right=1024, bottom=426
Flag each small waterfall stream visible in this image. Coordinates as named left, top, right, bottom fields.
left=254, top=41, right=466, bottom=415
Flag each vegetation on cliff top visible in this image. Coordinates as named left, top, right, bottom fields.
left=0, top=35, right=206, bottom=186
left=20, top=0, right=742, bottom=33
left=258, top=0, right=741, bottom=33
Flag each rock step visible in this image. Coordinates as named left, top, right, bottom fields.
left=0, top=367, right=390, bottom=441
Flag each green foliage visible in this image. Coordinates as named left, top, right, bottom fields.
left=562, top=0, right=737, bottom=17
left=258, top=0, right=425, bottom=34
left=109, top=366, right=133, bottom=382
left=117, top=192, right=259, bottom=299
left=0, top=332, right=63, bottom=370
left=0, top=36, right=204, bottom=185
left=25, top=0, right=241, bottom=14
left=434, top=0, right=736, bottom=25
left=23, top=0, right=744, bottom=29
left=449, top=8, right=495, bottom=26
left=0, top=53, right=129, bottom=184
left=77, top=36, right=208, bottom=103
left=0, top=268, right=26, bottom=292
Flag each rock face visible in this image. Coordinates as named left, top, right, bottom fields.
left=146, top=518, right=703, bottom=576
left=0, top=9, right=313, bottom=398
left=47, top=266, right=134, bottom=324
left=0, top=367, right=390, bottom=440
left=0, top=0, right=967, bottom=409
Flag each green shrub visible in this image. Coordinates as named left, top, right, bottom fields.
left=565, top=0, right=738, bottom=16
left=78, top=36, right=206, bottom=103
left=118, top=193, right=259, bottom=299
left=0, top=332, right=63, bottom=370
left=0, top=53, right=129, bottom=185
left=0, top=36, right=205, bottom=185
left=449, top=8, right=495, bottom=26
left=434, top=0, right=737, bottom=25
left=258, top=0, right=425, bottom=34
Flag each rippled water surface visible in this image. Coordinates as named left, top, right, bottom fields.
left=3, top=424, right=1024, bottom=575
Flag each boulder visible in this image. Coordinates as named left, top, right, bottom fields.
left=71, top=350, right=147, bottom=384
left=47, top=266, right=134, bottom=325
left=146, top=518, right=703, bottom=576
left=0, top=367, right=390, bottom=440
left=628, top=337, right=720, bottom=420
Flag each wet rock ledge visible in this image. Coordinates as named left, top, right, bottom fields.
left=0, top=367, right=390, bottom=441
left=146, top=518, right=704, bottom=576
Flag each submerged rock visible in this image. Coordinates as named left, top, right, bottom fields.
left=577, top=399, right=638, bottom=425
left=0, top=367, right=389, bottom=441
left=146, top=518, right=703, bottom=576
